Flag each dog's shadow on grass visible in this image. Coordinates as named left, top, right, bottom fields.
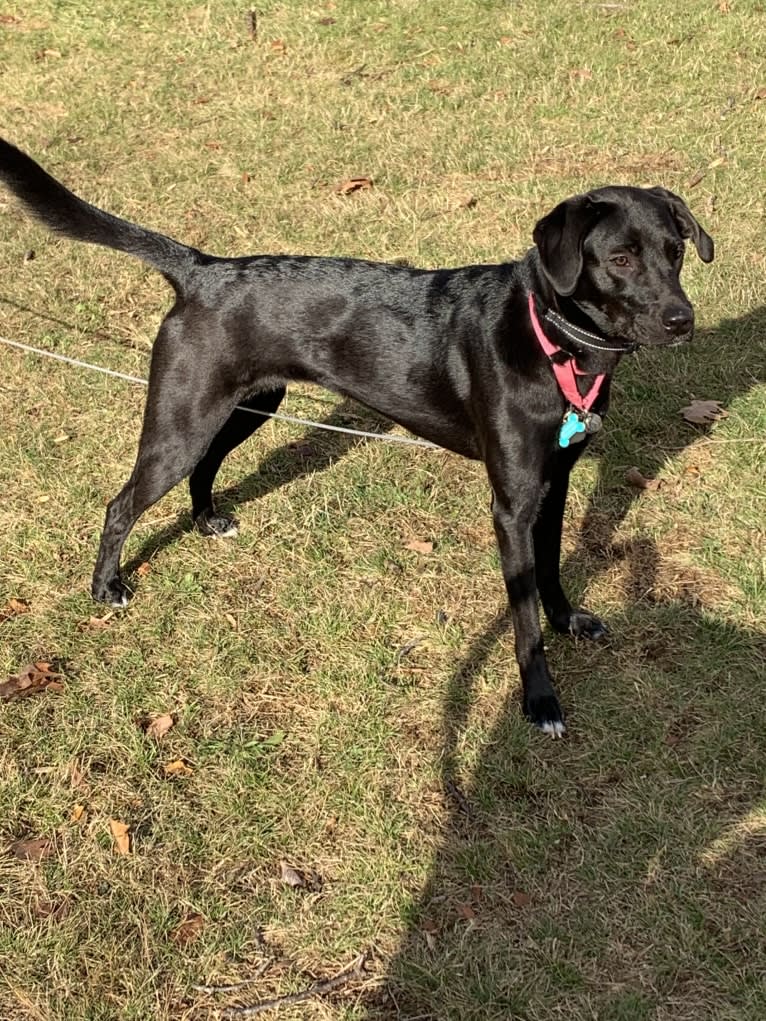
left=366, top=307, right=766, bottom=1018
left=123, top=398, right=394, bottom=576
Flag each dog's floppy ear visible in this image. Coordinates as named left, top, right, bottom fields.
left=533, top=193, right=608, bottom=296
left=650, top=187, right=715, bottom=263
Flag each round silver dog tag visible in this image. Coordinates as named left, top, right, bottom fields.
left=585, top=412, right=603, bottom=434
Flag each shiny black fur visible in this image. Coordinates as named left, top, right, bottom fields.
left=0, top=138, right=713, bottom=734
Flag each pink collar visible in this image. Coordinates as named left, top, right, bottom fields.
left=527, top=293, right=605, bottom=412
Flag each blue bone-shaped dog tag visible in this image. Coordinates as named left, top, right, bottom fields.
left=558, top=410, right=586, bottom=448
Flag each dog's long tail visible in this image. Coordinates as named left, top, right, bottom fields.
left=0, top=137, right=199, bottom=290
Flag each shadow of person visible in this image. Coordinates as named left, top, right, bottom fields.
left=122, top=397, right=394, bottom=576
left=371, top=534, right=766, bottom=1019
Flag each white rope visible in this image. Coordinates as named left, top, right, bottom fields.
left=0, top=334, right=440, bottom=449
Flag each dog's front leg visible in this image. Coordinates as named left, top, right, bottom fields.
left=489, top=483, right=565, bottom=736
left=533, top=459, right=607, bottom=641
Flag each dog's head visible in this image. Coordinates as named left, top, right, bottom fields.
left=533, top=186, right=714, bottom=347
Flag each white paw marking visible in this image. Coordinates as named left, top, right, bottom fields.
left=540, top=719, right=566, bottom=738
left=211, top=522, right=239, bottom=539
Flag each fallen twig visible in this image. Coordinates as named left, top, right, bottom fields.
left=220, top=952, right=368, bottom=1018
left=444, top=778, right=474, bottom=819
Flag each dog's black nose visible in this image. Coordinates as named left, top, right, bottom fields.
left=662, top=306, right=693, bottom=335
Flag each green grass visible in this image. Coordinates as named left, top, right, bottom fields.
left=1, top=1, right=765, bottom=1019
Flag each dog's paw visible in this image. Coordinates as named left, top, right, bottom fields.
left=524, top=692, right=566, bottom=738
left=568, top=609, right=608, bottom=641
left=195, top=511, right=239, bottom=538
left=92, top=578, right=131, bottom=607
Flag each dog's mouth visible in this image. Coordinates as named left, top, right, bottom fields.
left=638, top=328, right=694, bottom=349
left=665, top=332, right=693, bottom=348
left=627, top=320, right=695, bottom=349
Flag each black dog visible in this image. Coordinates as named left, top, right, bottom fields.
left=0, top=138, right=713, bottom=735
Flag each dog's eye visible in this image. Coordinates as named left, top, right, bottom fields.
left=610, top=254, right=631, bottom=268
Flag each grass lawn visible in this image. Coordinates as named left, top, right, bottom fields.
left=1, top=1, right=765, bottom=1019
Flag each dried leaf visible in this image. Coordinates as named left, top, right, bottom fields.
left=681, top=399, right=729, bottom=425
left=334, top=176, right=373, bottom=195
left=80, top=613, right=113, bottom=631
left=287, top=439, right=315, bottom=458
left=163, top=759, right=193, bottom=777
left=68, top=760, right=86, bottom=789
left=280, top=860, right=306, bottom=888
left=1, top=661, right=63, bottom=702
left=457, top=194, right=478, bottom=209
left=136, top=561, right=151, bottom=577
left=687, top=168, right=707, bottom=189
left=33, top=896, right=69, bottom=920
left=10, top=836, right=53, bottom=861
left=420, top=916, right=439, bottom=949
left=404, top=539, right=434, bottom=554
left=145, top=714, right=174, bottom=740
left=625, top=467, right=662, bottom=491
left=755, top=86, right=766, bottom=100
left=70, top=804, right=86, bottom=824
left=172, top=912, right=205, bottom=945
left=511, top=890, right=531, bottom=908
left=456, top=902, right=476, bottom=920
left=0, top=597, right=30, bottom=622
left=270, top=38, right=287, bottom=52
left=427, top=79, right=451, bottom=95
left=109, top=819, right=131, bottom=855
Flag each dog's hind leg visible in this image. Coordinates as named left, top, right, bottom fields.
left=188, top=386, right=286, bottom=537
left=91, top=320, right=248, bottom=606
